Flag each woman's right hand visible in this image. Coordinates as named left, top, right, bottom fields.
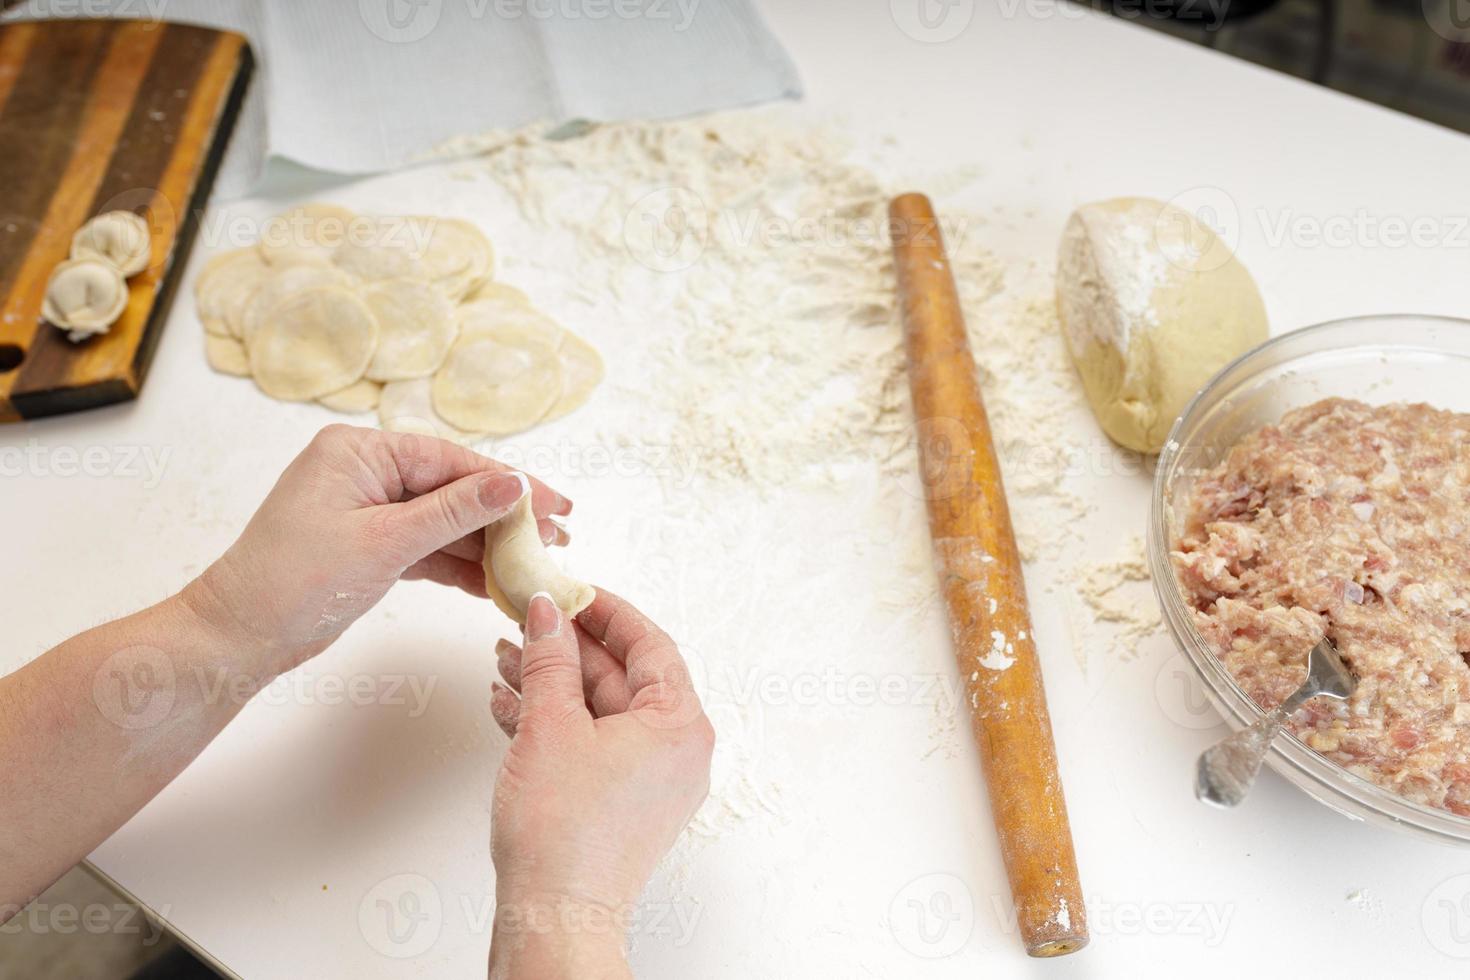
left=487, top=590, right=714, bottom=978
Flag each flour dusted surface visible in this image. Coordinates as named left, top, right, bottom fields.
left=459, top=115, right=920, bottom=488
left=445, top=110, right=1160, bottom=885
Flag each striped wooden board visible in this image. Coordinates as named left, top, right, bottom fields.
left=0, top=18, right=252, bottom=422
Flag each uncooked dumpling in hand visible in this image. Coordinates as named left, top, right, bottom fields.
left=482, top=492, right=594, bottom=624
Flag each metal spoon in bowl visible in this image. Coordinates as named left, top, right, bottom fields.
left=1196, top=638, right=1356, bottom=808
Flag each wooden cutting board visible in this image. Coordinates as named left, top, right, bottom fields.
left=0, top=18, right=252, bottom=422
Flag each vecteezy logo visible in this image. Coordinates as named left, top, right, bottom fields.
left=359, top=0, right=443, bottom=44
left=1154, top=652, right=1223, bottom=731
left=1157, top=186, right=1241, bottom=274
left=888, top=873, right=974, bottom=958
left=92, top=646, right=176, bottom=730
left=1423, top=873, right=1470, bottom=959
left=682, top=641, right=765, bottom=799
left=1424, top=0, right=1470, bottom=42
left=622, top=187, right=709, bottom=273
left=895, top=416, right=974, bottom=503
left=92, top=187, right=177, bottom=278
left=358, top=873, right=443, bottom=959
left=891, top=0, right=976, bottom=43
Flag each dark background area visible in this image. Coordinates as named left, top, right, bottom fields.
left=1101, top=0, right=1470, bottom=133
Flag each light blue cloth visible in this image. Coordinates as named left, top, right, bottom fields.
left=4, top=0, right=801, bottom=197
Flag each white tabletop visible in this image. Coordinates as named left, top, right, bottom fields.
left=7, top=2, right=1470, bottom=976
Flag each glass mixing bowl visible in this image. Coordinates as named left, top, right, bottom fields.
left=1148, top=314, right=1470, bottom=846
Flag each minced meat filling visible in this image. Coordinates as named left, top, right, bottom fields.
left=1173, top=398, right=1470, bottom=816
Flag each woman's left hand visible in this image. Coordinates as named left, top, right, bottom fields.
left=182, top=424, right=572, bottom=680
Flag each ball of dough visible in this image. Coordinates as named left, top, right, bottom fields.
left=1055, top=196, right=1268, bottom=454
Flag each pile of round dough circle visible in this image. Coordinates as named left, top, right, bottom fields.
left=193, top=204, right=604, bottom=443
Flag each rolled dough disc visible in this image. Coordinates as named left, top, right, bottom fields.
left=378, top=378, right=485, bottom=445
left=195, top=248, right=269, bottom=338
left=239, top=264, right=357, bottom=345
left=362, top=278, right=458, bottom=382
left=333, top=220, right=430, bottom=281
left=455, top=303, right=563, bottom=349
left=544, top=331, right=605, bottom=422
left=461, top=280, right=529, bottom=308
left=432, top=331, right=562, bottom=435
left=248, top=286, right=379, bottom=402
left=318, top=378, right=383, bottom=413
left=259, top=203, right=355, bottom=266
left=416, top=217, right=495, bottom=301
left=204, top=334, right=251, bottom=377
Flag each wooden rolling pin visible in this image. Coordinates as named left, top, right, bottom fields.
left=889, top=193, right=1088, bottom=957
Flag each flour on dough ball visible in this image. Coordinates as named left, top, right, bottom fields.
left=1055, top=196, right=1267, bottom=454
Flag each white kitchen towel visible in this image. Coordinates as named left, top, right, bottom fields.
left=3, top=0, right=801, bottom=197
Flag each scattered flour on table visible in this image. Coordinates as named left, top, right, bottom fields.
left=454, top=112, right=1095, bottom=541
left=451, top=110, right=1159, bottom=852
left=1075, top=535, right=1163, bottom=662
left=460, top=114, right=935, bottom=489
